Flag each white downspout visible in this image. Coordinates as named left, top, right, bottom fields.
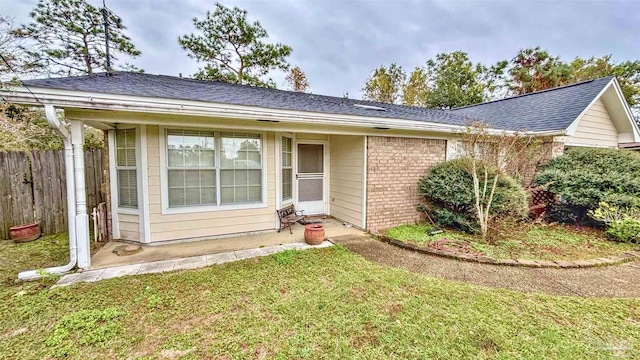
left=18, top=105, right=77, bottom=280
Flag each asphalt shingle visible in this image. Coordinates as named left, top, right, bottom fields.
left=22, top=72, right=613, bottom=132
left=448, top=77, right=613, bottom=132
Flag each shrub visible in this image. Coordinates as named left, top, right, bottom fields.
left=419, top=158, right=529, bottom=233
left=606, top=218, right=640, bottom=243
left=534, top=148, right=640, bottom=217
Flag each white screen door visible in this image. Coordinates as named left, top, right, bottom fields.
left=296, top=143, right=325, bottom=214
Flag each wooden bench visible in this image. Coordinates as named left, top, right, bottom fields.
left=276, top=204, right=306, bottom=234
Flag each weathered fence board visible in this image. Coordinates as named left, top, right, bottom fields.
left=0, top=149, right=105, bottom=239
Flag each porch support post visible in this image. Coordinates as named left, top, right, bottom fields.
left=70, top=120, right=91, bottom=269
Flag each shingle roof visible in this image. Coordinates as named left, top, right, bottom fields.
left=448, top=77, right=613, bottom=132
left=23, top=71, right=472, bottom=127
left=22, top=71, right=613, bottom=133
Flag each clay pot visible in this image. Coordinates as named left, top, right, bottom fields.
left=304, top=224, right=325, bottom=245
left=10, top=223, right=41, bottom=243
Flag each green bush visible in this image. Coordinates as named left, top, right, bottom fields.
left=534, top=148, right=640, bottom=217
left=606, top=218, right=640, bottom=243
left=419, top=158, right=529, bottom=233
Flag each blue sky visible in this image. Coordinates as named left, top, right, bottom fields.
left=2, top=0, right=639, bottom=98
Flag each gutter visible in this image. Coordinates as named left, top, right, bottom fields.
left=18, top=105, right=78, bottom=281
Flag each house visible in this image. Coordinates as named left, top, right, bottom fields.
left=2, top=72, right=638, bottom=275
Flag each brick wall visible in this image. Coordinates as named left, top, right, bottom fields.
left=366, top=136, right=447, bottom=232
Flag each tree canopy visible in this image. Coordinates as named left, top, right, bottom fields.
left=361, top=63, right=406, bottom=104
left=13, top=0, right=140, bottom=76
left=178, top=3, right=292, bottom=88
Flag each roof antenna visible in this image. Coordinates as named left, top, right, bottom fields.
left=102, top=0, right=121, bottom=76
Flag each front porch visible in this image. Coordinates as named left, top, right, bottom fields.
left=91, top=218, right=364, bottom=269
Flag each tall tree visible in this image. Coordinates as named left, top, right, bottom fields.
left=13, top=0, right=140, bottom=76
left=0, top=16, right=33, bottom=78
left=178, top=3, right=292, bottom=88
left=403, top=51, right=506, bottom=109
left=285, top=66, right=310, bottom=92
left=508, top=47, right=572, bottom=95
left=362, top=63, right=406, bottom=104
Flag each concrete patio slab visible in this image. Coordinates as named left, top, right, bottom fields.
left=91, top=218, right=361, bottom=269
left=56, top=240, right=335, bottom=287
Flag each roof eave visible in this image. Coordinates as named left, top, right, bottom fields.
left=1, top=86, right=564, bottom=136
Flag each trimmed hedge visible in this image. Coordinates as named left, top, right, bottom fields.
left=534, top=148, right=640, bottom=221
left=419, top=158, right=529, bottom=233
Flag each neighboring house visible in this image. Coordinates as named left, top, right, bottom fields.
left=2, top=72, right=638, bottom=270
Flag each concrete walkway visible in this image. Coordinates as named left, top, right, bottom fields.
left=333, top=235, right=640, bottom=298
left=56, top=241, right=333, bottom=287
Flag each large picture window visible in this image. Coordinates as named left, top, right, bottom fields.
left=116, top=129, right=138, bottom=208
left=281, top=136, right=293, bottom=202
left=165, top=130, right=263, bottom=208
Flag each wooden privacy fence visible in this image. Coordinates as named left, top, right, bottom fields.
left=0, top=149, right=105, bottom=240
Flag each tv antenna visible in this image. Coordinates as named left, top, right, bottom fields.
left=102, top=0, right=122, bottom=74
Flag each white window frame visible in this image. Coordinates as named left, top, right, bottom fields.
left=114, top=127, right=140, bottom=213
left=159, top=127, right=268, bottom=215
left=281, top=135, right=294, bottom=204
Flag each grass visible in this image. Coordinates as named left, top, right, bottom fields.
left=1, top=235, right=639, bottom=359
left=385, top=223, right=639, bottom=261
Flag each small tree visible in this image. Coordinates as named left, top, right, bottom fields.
left=178, top=3, right=292, bottom=88
left=458, top=122, right=547, bottom=239
left=14, top=0, right=141, bottom=76
left=285, top=66, right=310, bottom=92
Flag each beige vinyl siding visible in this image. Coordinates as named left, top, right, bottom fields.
left=329, top=135, right=364, bottom=228
left=568, top=99, right=619, bottom=148
left=118, top=213, right=140, bottom=241
left=296, top=133, right=329, bottom=141
left=146, top=125, right=277, bottom=242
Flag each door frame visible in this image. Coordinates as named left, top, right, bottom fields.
left=294, top=139, right=330, bottom=215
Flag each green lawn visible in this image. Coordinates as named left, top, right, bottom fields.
left=385, top=223, right=639, bottom=261
left=1, top=235, right=639, bottom=359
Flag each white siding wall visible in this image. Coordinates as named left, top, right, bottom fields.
left=329, top=135, right=364, bottom=228
left=146, top=125, right=277, bottom=242
left=567, top=99, right=619, bottom=148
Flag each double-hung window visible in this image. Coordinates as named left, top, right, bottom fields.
left=167, top=130, right=216, bottom=207
left=116, top=129, right=138, bottom=208
left=165, top=130, right=263, bottom=208
left=220, top=133, right=262, bottom=204
left=281, top=137, right=293, bottom=202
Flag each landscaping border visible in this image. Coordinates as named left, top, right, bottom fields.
left=378, top=235, right=640, bottom=268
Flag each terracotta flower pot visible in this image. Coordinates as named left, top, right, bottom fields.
left=304, top=224, right=325, bottom=245
left=10, top=222, right=41, bottom=243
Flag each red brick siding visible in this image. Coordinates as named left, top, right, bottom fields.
left=366, top=137, right=447, bottom=231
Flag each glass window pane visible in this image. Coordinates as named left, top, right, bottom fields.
left=236, top=186, right=248, bottom=202
left=220, top=170, right=234, bottom=186
left=220, top=187, right=234, bottom=204
left=235, top=170, right=248, bottom=186
left=248, top=170, right=261, bottom=185
left=184, top=170, right=200, bottom=187
left=168, top=148, right=183, bottom=167
left=117, top=169, right=137, bottom=208
left=201, top=188, right=216, bottom=204
left=185, top=149, right=200, bottom=166
left=168, top=170, right=184, bottom=188
left=200, top=150, right=214, bottom=167
left=201, top=170, right=215, bottom=186
left=117, top=149, right=126, bottom=166
left=185, top=188, right=201, bottom=205
left=220, top=134, right=261, bottom=168
left=169, top=188, right=185, bottom=206
left=249, top=186, right=262, bottom=202
left=298, top=144, right=323, bottom=173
